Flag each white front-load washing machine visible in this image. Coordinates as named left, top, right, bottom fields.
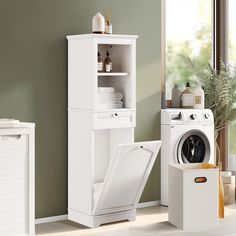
left=161, top=109, right=215, bottom=206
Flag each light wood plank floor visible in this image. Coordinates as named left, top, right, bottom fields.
left=36, top=205, right=236, bottom=236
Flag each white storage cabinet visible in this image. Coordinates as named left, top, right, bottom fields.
left=67, top=34, right=162, bottom=228
left=169, top=163, right=219, bottom=231
left=0, top=123, right=35, bottom=236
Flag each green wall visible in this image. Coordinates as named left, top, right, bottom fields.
left=0, top=0, right=162, bottom=218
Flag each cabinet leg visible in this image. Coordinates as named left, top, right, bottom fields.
left=127, top=214, right=136, bottom=222
left=91, top=222, right=101, bottom=228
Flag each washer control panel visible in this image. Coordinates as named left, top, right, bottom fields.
left=161, top=109, right=214, bottom=125
left=185, top=110, right=213, bottom=123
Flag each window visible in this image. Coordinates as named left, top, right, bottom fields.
left=165, top=0, right=231, bottom=169
left=166, top=0, right=213, bottom=99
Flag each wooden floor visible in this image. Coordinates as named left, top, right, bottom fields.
left=36, top=205, right=236, bottom=236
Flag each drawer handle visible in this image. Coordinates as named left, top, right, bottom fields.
left=114, top=113, right=118, bottom=117
left=194, top=177, right=207, bottom=183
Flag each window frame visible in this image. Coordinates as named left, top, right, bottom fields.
left=214, top=0, right=228, bottom=170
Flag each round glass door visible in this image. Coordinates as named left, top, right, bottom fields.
left=177, top=130, right=211, bottom=163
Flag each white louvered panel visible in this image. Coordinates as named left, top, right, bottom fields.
left=0, top=134, right=29, bottom=236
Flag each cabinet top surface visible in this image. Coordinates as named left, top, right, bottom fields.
left=66, top=34, right=138, bottom=40
left=16, top=122, right=35, bottom=127
left=0, top=122, right=35, bottom=129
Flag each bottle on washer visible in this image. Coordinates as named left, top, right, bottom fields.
left=194, top=85, right=205, bottom=109
left=171, top=83, right=182, bottom=108
left=181, top=82, right=194, bottom=108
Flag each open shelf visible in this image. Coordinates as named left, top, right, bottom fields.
left=97, top=72, right=128, bottom=77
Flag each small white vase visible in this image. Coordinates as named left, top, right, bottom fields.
left=171, top=84, right=181, bottom=108
left=92, top=12, right=105, bottom=34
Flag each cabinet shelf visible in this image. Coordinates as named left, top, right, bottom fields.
left=97, top=72, right=129, bottom=77
left=94, top=108, right=135, bottom=112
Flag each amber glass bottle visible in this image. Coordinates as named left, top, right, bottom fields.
left=97, top=52, right=103, bottom=72
left=104, top=51, right=112, bottom=72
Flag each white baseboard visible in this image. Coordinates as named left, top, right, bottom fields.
left=35, top=200, right=161, bottom=225
left=137, top=200, right=161, bottom=209
left=35, top=214, right=68, bottom=224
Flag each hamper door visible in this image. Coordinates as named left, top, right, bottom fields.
left=0, top=134, right=29, bottom=236
left=93, top=141, right=161, bottom=215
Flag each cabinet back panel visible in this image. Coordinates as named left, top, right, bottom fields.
left=94, top=130, right=109, bottom=182
left=97, top=44, right=131, bottom=73
left=108, top=128, right=134, bottom=159
left=93, top=128, right=134, bottom=183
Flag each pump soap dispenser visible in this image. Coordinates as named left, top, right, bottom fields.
left=194, top=85, right=205, bottom=109
left=181, top=82, right=194, bottom=108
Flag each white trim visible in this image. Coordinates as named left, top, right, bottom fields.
left=137, top=200, right=161, bottom=209
left=35, top=214, right=68, bottom=224
left=35, top=200, right=161, bottom=225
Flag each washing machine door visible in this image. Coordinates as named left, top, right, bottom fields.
left=177, top=130, right=211, bottom=164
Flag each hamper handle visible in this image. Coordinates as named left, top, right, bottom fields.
left=194, top=177, right=207, bottom=183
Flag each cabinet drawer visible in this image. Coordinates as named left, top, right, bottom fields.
left=93, top=110, right=135, bottom=129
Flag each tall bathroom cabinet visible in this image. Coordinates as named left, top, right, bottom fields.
left=67, top=34, right=161, bottom=228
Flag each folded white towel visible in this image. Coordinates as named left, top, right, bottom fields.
left=97, top=87, right=123, bottom=109
left=98, top=104, right=123, bottom=109
left=98, top=87, right=115, bottom=93
left=97, top=92, right=123, bottom=101
left=98, top=101, right=123, bottom=105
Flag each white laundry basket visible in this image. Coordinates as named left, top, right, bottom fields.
left=168, top=163, right=219, bottom=231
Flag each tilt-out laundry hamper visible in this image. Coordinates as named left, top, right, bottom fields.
left=169, top=163, right=219, bottom=231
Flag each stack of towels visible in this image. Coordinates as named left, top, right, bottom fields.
left=98, top=87, right=123, bottom=109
